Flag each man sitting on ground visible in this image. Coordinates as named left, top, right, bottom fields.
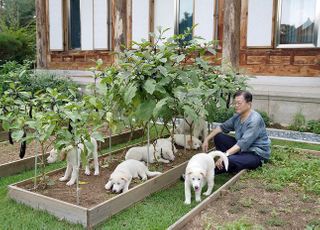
left=202, top=90, right=271, bottom=173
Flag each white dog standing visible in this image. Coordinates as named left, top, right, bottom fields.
left=176, top=117, right=208, bottom=141
left=47, top=137, right=99, bottom=186
left=105, top=159, right=162, bottom=193
left=170, top=134, right=202, bottom=150
left=184, top=150, right=229, bottom=204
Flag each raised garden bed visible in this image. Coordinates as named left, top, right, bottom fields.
left=8, top=139, right=205, bottom=228
left=0, top=129, right=143, bottom=177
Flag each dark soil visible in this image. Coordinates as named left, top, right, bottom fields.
left=185, top=178, right=320, bottom=229
left=19, top=144, right=210, bottom=208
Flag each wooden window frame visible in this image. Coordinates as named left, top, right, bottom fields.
left=127, top=0, right=218, bottom=46
left=275, top=0, right=320, bottom=48
left=47, top=0, right=113, bottom=52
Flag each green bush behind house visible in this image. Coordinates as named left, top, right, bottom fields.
left=0, top=28, right=35, bottom=65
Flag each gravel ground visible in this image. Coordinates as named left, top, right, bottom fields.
left=266, top=128, right=320, bottom=143
left=210, top=123, right=320, bottom=143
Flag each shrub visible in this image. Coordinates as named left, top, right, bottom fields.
left=306, top=120, right=320, bottom=134
left=0, top=60, right=79, bottom=97
left=207, top=105, right=235, bottom=123
left=0, top=28, right=35, bottom=65
left=256, top=110, right=271, bottom=127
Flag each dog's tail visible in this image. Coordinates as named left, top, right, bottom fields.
left=207, top=150, right=229, bottom=171
left=146, top=170, right=162, bottom=177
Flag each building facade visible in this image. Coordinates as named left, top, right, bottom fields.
left=37, top=0, right=320, bottom=76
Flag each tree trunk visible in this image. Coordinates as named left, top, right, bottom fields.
left=36, top=0, right=48, bottom=68
left=222, top=0, right=240, bottom=71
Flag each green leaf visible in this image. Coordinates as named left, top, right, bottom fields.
left=84, top=140, right=94, bottom=153
left=81, top=146, right=88, bottom=166
left=11, top=130, right=25, bottom=141
left=135, top=100, right=156, bottom=122
left=176, top=54, right=185, bottom=63
left=89, top=97, right=97, bottom=107
left=144, top=79, right=156, bottom=95
left=157, top=66, right=168, bottom=76
left=68, top=89, right=76, bottom=98
left=124, top=83, right=137, bottom=105
left=91, top=132, right=105, bottom=142
left=1, top=120, right=10, bottom=131
left=43, top=124, right=55, bottom=141
left=153, top=98, right=168, bottom=117
left=183, top=105, right=198, bottom=122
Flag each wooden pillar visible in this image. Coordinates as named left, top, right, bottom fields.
left=36, top=0, right=48, bottom=69
left=222, top=0, right=241, bottom=71
left=113, top=0, right=127, bottom=54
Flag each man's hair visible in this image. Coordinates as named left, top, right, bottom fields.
left=233, top=90, right=252, bottom=103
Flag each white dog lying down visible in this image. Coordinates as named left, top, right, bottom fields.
left=105, top=159, right=162, bottom=193
left=125, top=138, right=176, bottom=163
left=169, top=134, right=202, bottom=150
left=47, top=137, right=99, bottom=186
left=176, top=117, right=208, bottom=141
left=153, top=138, right=177, bottom=154
left=184, top=151, right=229, bottom=204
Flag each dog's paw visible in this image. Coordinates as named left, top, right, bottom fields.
left=59, top=177, right=68, bottom=182
left=196, top=197, right=201, bottom=202
left=66, top=181, right=75, bottom=186
left=141, top=176, right=147, bottom=181
left=94, top=171, right=99, bottom=176
left=203, top=191, right=211, bottom=196
left=184, top=200, right=191, bottom=205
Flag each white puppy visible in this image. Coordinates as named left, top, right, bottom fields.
left=125, top=140, right=176, bottom=163
left=184, top=150, right=229, bottom=204
left=47, top=137, right=99, bottom=186
left=124, top=145, right=174, bottom=163
left=153, top=138, right=177, bottom=154
left=105, top=159, right=162, bottom=193
left=170, top=134, right=202, bottom=150
left=176, top=117, right=208, bottom=141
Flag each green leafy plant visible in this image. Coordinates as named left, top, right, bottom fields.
left=102, top=27, right=248, bottom=143
left=289, top=111, right=306, bottom=132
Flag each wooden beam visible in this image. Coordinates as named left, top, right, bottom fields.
left=36, top=0, right=48, bottom=68
left=113, top=0, right=127, bottom=55
left=222, top=0, right=241, bottom=70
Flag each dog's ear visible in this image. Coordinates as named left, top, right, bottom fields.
left=200, top=171, right=206, bottom=177
left=121, top=177, right=129, bottom=182
left=187, top=171, right=193, bottom=175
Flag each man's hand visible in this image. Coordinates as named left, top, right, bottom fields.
left=202, top=140, right=209, bottom=152
left=215, top=158, right=224, bottom=170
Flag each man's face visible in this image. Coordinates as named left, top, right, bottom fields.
left=234, top=95, right=251, bottom=114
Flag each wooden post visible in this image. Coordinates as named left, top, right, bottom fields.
left=113, top=0, right=127, bottom=56
left=36, top=0, right=48, bottom=69
left=222, top=0, right=241, bottom=71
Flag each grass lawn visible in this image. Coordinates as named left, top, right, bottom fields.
left=270, top=138, right=320, bottom=151
left=0, top=135, right=319, bottom=229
